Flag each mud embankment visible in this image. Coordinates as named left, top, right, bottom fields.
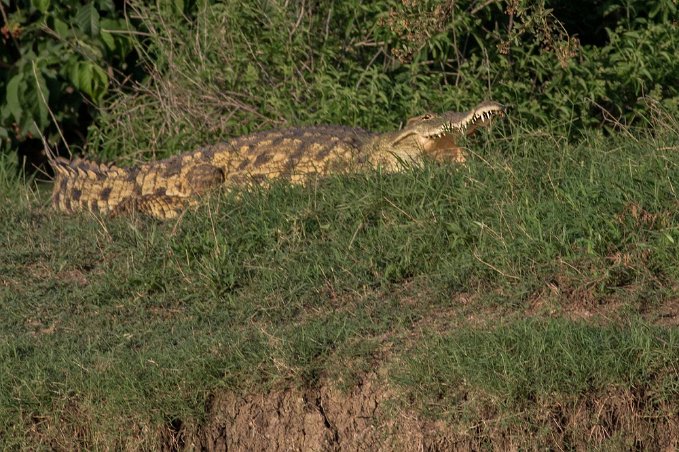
left=162, top=373, right=678, bottom=451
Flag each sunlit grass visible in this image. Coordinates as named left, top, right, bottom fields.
left=1, top=124, right=678, bottom=447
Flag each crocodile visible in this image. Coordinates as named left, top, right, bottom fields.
left=50, top=101, right=505, bottom=219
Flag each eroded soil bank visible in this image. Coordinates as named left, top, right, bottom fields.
left=162, top=373, right=678, bottom=451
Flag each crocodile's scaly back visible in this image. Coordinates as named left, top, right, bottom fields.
left=50, top=125, right=374, bottom=218
left=50, top=101, right=505, bottom=219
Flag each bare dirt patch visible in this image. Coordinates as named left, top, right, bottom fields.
left=640, top=295, right=679, bottom=327
left=162, top=373, right=679, bottom=451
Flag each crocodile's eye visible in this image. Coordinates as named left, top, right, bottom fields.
left=406, top=113, right=435, bottom=126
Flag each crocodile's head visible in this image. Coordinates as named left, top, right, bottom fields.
left=383, top=100, right=506, bottom=164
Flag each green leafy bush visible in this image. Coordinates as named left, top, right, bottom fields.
left=3, top=0, right=678, bottom=164
left=0, top=0, right=138, bottom=166
left=88, top=0, right=678, bottom=162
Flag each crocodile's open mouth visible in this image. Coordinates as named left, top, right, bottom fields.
left=415, top=103, right=505, bottom=160
left=427, top=103, right=506, bottom=140
left=388, top=101, right=506, bottom=157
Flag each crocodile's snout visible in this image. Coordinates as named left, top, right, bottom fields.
left=432, top=102, right=505, bottom=138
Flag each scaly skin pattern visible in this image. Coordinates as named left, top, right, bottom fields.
left=51, top=101, right=505, bottom=219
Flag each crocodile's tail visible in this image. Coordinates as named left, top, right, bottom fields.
left=48, top=155, right=209, bottom=219
left=49, top=156, right=137, bottom=215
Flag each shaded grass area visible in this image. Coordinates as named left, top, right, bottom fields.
left=1, top=127, right=678, bottom=447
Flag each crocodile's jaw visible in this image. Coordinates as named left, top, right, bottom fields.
left=443, top=100, right=507, bottom=136
left=385, top=101, right=506, bottom=163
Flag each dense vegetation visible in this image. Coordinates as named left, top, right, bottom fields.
left=1, top=0, right=678, bottom=449
left=1, top=0, right=677, bottom=164
left=0, top=0, right=141, bottom=169
left=90, top=0, right=678, bottom=161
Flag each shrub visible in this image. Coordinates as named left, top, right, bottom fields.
left=0, top=0, right=138, bottom=168
left=3, top=0, right=678, bottom=164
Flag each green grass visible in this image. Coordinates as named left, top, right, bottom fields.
left=398, top=319, right=679, bottom=411
left=1, top=125, right=678, bottom=448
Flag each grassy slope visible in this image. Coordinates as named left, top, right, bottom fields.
left=1, top=124, right=678, bottom=447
